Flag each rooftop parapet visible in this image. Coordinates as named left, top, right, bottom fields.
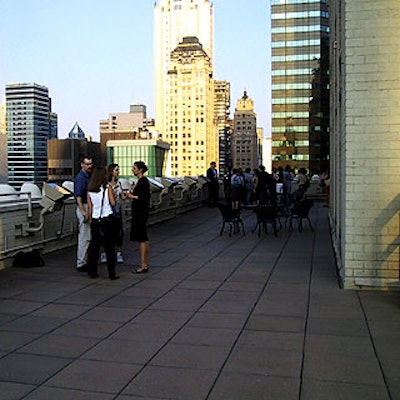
left=0, top=177, right=211, bottom=270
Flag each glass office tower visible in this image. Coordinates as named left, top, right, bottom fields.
left=6, top=83, right=57, bottom=188
left=271, top=0, right=329, bottom=174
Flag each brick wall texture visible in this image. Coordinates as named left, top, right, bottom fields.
left=332, top=0, right=400, bottom=288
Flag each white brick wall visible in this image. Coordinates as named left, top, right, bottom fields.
left=331, top=0, right=400, bottom=289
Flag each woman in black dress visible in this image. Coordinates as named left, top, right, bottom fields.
left=127, top=161, right=150, bottom=273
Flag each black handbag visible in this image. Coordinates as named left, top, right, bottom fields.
left=98, top=187, right=114, bottom=239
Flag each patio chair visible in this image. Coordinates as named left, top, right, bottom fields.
left=217, top=202, right=245, bottom=237
left=252, top=203, right=278, bottom=237
left=288, top=198, right=314, bottom=232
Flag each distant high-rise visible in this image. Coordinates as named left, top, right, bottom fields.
left=99, top=104, right=152, bottom=152
left=0, top=103, right=7, bottom=183
left=6, top=83, right=57, bottom=188
left=214, top=80, right=231, bottom=175
left=100, top=105, right=146, bottom=135
left=68, top=121, right=86, bottom=140
left=232, top=90, right=259, bottom=171
left=154, top=0, right=214, bottom=138
left=165, top=36, right=217, bottom=177
left=0, top=103, right=5, bottom=136
left=271, top=0, right=329, bottom=174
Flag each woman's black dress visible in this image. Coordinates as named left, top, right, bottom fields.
left=130, top=177, right=150, bottom=242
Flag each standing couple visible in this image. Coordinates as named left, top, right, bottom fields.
left=74, top=157, right=150, bottom=279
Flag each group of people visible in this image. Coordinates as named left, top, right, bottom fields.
left=74, top=156, right=150, bottom=279
left=222, top=165, right=279, bottom=208
left=208, top=161, right=315, bottom=210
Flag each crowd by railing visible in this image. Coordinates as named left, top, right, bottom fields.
left=0, top=176, right=210, bottom=270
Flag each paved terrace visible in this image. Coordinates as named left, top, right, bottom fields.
left=0, top=203, right=399, bottom=400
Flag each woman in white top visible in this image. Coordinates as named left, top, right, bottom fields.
left=87, top=166, right=118, bottom=280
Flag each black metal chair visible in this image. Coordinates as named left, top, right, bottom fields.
left=289, top=198, right=314, bottom=232
left=276, top=193, right=292, bottom=229
left=252, top=203, right=278, bottom=237
left=217, top=202, right=245, bottom=237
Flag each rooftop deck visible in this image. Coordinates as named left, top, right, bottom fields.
left=0, top=203, right=399, bottom=399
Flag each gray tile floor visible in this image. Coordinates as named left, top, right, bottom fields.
left=0, top=203, right=399, bottom=400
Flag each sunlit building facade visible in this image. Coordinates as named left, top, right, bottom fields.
left=165, top=36, right=217, bottom=177
left=154, top=0, right=214, bottom=139
left=232, top=90, right=259, bottom=171
left=6, top=83, right=58, bottom=188
left=99, top=104, right=149, bottom=150
left=271, top=0, right=330, bottom=174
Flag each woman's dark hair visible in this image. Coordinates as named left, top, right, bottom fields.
left=88, top=166, right=107, bottom=192
left=106, top=163, right=118, bottom=182
left=134, top=161, right=148, bottom=174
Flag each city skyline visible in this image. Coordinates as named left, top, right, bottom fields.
left=0, top=0, right=271, bottom=141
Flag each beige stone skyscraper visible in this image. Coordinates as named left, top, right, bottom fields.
left=232, top=90, right=259, bottom=171
left=154, top=0, right=214, bottom=139
left=165, top=36, right=217, bottom=177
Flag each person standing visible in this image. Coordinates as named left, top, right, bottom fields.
left=230, top=168, right=244, bottom=209
left=206, top=161, right=219, bottom=207
left=127, top=161, right=151, bottom=273
left=243, top=167, right=255, bottom=205
left=74, top=155, right=93, bottom=272
left=283, top=165, right=293, bottom=205
left=87, top=166, right=119, bottom=280
left=99, top=163, right=127, bottom=264
left=254, top=165, right=276, bottom=205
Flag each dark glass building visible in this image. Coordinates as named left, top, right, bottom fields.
left=6, top=83, right=58, bottom=189
left=271, top=0, right=330, bottom=174
left=214, top=80, right=232, bottom=176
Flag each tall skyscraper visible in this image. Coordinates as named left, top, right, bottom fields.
left=214, top=80, right=231, bottom=175
left=6, top=83, right=57, bottom=188
left=165, top=36, right=217, bottom=177
left=0, top=103, right=7, bottom=183
left=154, top=0, right=214, bottom=138
left=232, top=90, right=259, bottom=171
left=271, top=0, right=329, bottom=174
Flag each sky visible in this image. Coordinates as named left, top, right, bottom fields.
left=0, top=0, right=271, bottom=141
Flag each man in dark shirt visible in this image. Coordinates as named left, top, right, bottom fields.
left=206, top=161, right=219, bottom=207
left=255, top=165, right=276, bottom=205
left=74, top=156, right=93, bottom=271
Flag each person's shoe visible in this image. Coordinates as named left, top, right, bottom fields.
left=116, top=252, right=124, bottom=263
left=77, top=265, right=88, bottom=272
left=99, top=252, right=107, bottom=264
left=133, top=265, right=149, bottom=274
left=109, top=275, right=120, bottom=280
left=89, top=273, right=99, bottom=279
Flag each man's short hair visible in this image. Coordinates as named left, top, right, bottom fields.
left=80, top=155, right=92, bottom=163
